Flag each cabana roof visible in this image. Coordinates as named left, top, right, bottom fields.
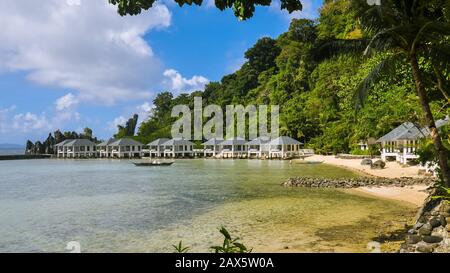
left=97, top=138, right=116, bottom=146
left=65, top=139, right=97, bottom=147
left=269, top=136, right=302, bottom=145
left=55, top=139, right=73, bottom=147
left=109, top=138, right=143, bottom=146
left=163, top=138, right=194, bottom=146
left=247, top=136, right=271, bottom=145
left=376, top=122, right=428, bottom=143
left=221, top=137, right=247, bottom=145
left=377, top=117, right=449, bottom=143
left=202, top=138, right=224, bottom=146
left=148, top=138, right=171, bottom=146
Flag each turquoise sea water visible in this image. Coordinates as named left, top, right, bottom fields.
left=0, top=159, right=414, bottom=252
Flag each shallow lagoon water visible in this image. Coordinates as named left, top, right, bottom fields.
left=0, top=159, right=415, bottom=252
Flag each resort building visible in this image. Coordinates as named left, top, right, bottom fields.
left=202, top=138, right=223, bottom=157
left=377, top=117, right=449, bottom=164
left=246, top=136, right=271, bottom=158
left=97, top=138, right=116, bottom=158
left=162, top=138, right=194, bottom=158
left=146, top=138, right=170, bottom=157
left=56, top=139, right=97, bottom=158
left=376, top=122, right=426, bottom=164
left=108, top=138, right=143, bottom=158
left=357, top=141, right=368, bottom=151
left=219, top=137, right=247, bottom=158
left=269, top=136, right=302, bottom=159
left=55, top=139, right=72, bottom=158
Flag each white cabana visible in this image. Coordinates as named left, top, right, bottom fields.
left=163, top=138, right=194, bottom=158
left=202, top=138, right=223, bottom=157
left=246, top=136, right=271, bottom=158
left=219, top=137, right=247, bottom=158
left=269, top=136, right=302, bottom=159
left=55, top=139, right=72, bottom=158
left=57, top=139, right=97, bottom=158
left=147, top=138, right=170, bottom=157
left=97, top=138, right=116, bottom=158
left=109, top=138, right=143, bottom=158
left=377, top=117, right=449, bottom=164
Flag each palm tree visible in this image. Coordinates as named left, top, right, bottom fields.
left=321, top=0, right=450, bottom=186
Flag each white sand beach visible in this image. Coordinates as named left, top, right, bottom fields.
left=299, top=155, right=431, bottom=207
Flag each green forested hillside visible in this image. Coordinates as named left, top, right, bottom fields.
left=135, top=0, right=449, bottom=154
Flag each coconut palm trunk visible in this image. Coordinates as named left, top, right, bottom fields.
left=410, top=54, right=450, bottom=187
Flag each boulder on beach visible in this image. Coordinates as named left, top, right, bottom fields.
left=371, top=160, right=386, bottom=169
left=360, top=158, right=373, bottom=166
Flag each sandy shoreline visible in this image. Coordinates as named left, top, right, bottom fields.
left=297, top=155, right=431, bottom=207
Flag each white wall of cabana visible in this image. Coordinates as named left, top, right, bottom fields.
left=56, top=139, right=97, bottom=158
left=162, top=138, right=194, bottom=158
left=202, top=138, right=223, bottom=157
left=108, top=138, right=143, bottom=158
left=246, top=136, right=271, bottom=158
left=377, top=122, right=426, bottom=164
left=219, top=137, right=247, bottom=158
left=269, top=136, right=302, bottom=159
left=145, top=138, right=170, bottom=158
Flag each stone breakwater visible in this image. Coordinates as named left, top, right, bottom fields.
left=281, top=177, right=435, bottom=188
left=401, top=199, right=450, bottom=253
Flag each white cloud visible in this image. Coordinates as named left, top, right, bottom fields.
left=55, top=93, right=79, bottom=111
left=12, top=112, right=51, bottom=133
left=163, top=69, right=209, bottom=93
left=136, top=102, right=154, bottom=125
left=0, top=0, right=172, bottom=105
left=108, top=116, right=127, bottom=131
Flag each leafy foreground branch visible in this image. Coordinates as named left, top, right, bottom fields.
left=173, top=227, right=252, bottom=253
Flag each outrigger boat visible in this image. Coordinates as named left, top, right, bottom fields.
left=133, top=161, right=174, bottom=167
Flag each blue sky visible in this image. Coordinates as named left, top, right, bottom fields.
left=0, top=0, right=322, bottom=145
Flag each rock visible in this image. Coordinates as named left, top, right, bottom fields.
left=371, top=160, right=386, bottom=169
left=361, top=158, right=373, bottom=166
left=416, top=243, right=434, bottom=253
left=431, top=226, right=446, bottom=237
left=406, top=235, right=422, bottom=244
left=430, top=217, right=443, bottom=228
left=418, top=216, right=428, bottom=224
left=413, top=222, right=424, bottom=229
left=423, top=235, right=443, bottom=244
left=419, top=224, right=432, bottom=236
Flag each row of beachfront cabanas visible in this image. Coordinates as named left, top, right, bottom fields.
left=55, top=136, right=304, bottom=159
left=149, top=136, right=303, bottom=159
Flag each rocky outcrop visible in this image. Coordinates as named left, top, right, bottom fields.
left=281, top=177, right=434, bottom=188
left=400, top=199, right=450, bottom=253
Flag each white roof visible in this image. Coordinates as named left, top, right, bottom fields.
left=269, top=136, right=302, bottom=145
left=163, top=138, right=194, bottom=146
left=97, top=138, right=116, bottom=146
left=109, top=138, right=143, bottom=146
left=55, top=139, right=73, bottom=147
left=220, top=137, right=247, bottom=145
left=148, top=138, right=171, bottom=146
left=247, top=136, right=271, bottom=145
left=65, top=139, right=97, bottom=147
left=202, top=138, right=224, bottom=145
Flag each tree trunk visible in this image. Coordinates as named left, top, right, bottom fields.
left=410, top=54, right=450, bottom=187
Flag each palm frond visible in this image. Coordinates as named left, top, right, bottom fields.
left=354, top=54, right=401, bottom=109
left=312, top=39, right=369, bottom=62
